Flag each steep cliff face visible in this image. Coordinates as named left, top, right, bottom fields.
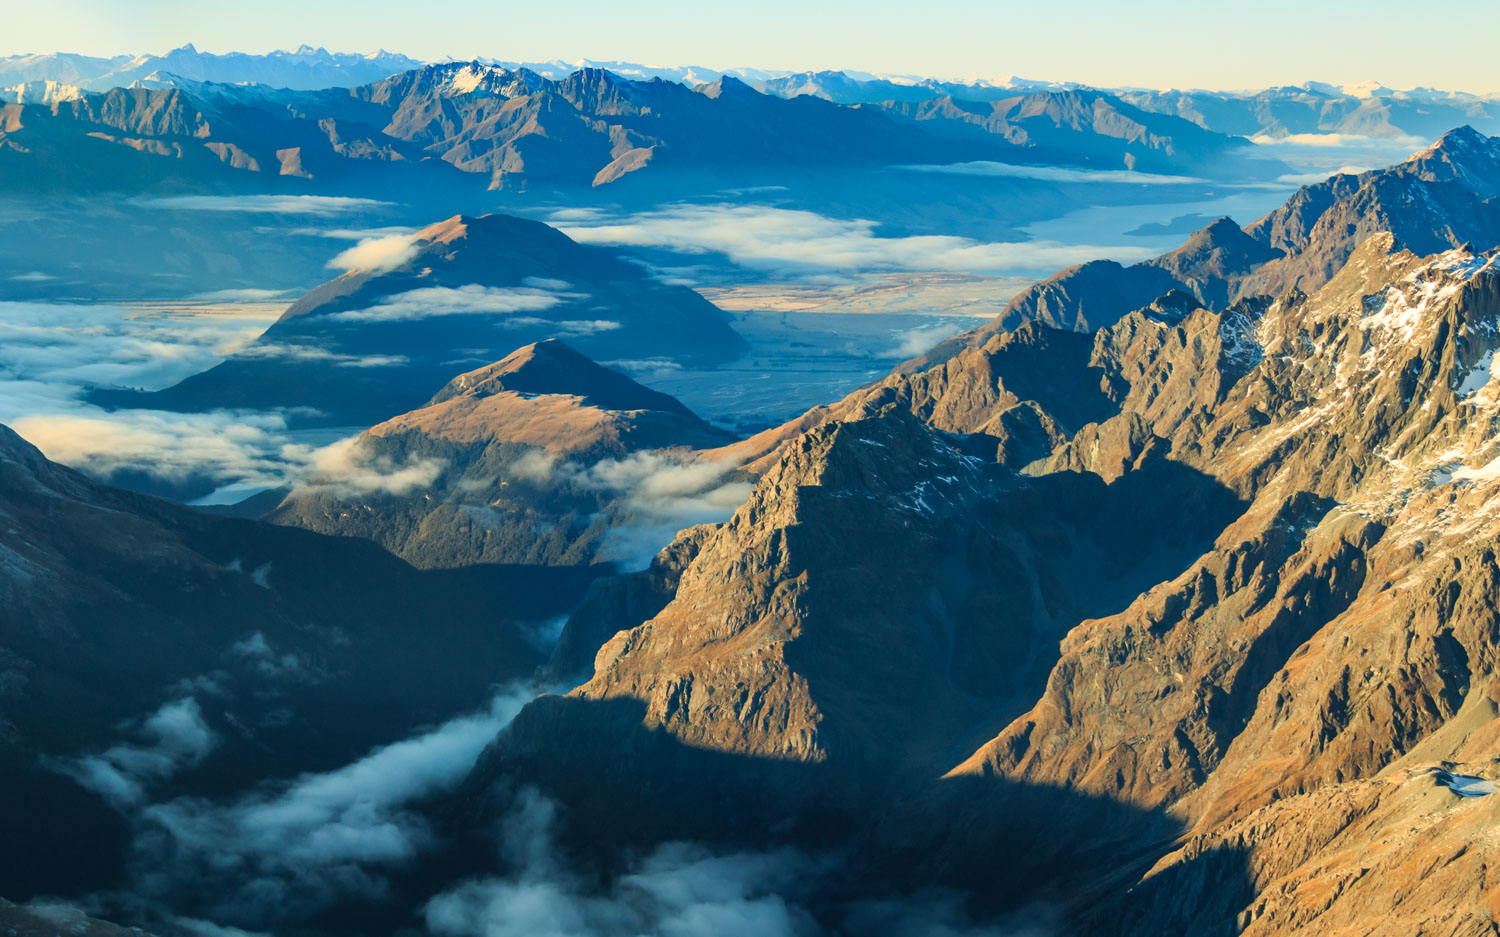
left=464, top=231, right=1500, bottom=934
left=479, top=403, right=1245, bottom=854
left=943, top=241, right=1500, bottom=931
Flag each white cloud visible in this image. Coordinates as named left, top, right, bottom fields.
left=326, top=232, right=422, bottom=273
left=425, top=790, right=820, bottom=937
left=555, top=203, right=1154, bottom=277
left=134, top=684, right=550, bottom=920
left=9, top=271, right=56, bottom=281
left=897, top=161, right=1210, bottom=185
left=0, top=300, right=273, bottom=405
left=289, top=225, right=418, bottom=241
left=1249, top=131, right=1428, bottom=148
left=601, top=358, right=684, bottom=375
left=1273, top=166, right=1374, bottom=185
left=229, top=632, right=307, bottom=679
left=0, top=298, right=289, bottom=494
left=234, top=342, right=410, bottom=368
left=187, top=288, right=297, bottom=302
left=136, top=195, right=394, bottom=214
left=51, top=698, right=217, bottom=809
left=508, top=449, right=560, bottom=482
left=886, top=322, right=968, bottom=359
left=521, top=276, right=572, bottom=290
left=287, top=435, right=445, bottom=497
left=503, top=316, right=620, bottom=335
left=327, top=284, right=567, bottom=322
left=425, top=788, right=1037, bottom=937
left=169, top=917, right=272, bottom=937
left=512, top=450, right=752, bottom=571
left=11, top=410, right=298, bottom=487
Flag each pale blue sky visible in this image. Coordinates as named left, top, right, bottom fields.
left=7, top=0, right=1499, bottom=92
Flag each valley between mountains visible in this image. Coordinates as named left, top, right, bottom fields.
left=4, top=49, right=1500, bottom=937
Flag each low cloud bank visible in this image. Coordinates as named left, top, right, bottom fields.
left=326, top=231, right=423, bottom=272
left=187, top=288, right=296, bottom=302
left=52, top=698, right=217, bottom=809
left=288, top=435, right=446, bottom=497
left=234, top=342, right=410, bottom=368
left=886, top=322, right=969, bottom=359
left=12, top=410, right=298, bottom=489
left=131, top=684, right=551, bottom=925
left=0, top=300, right=272, bottom=408
left=136, top=195, right=394, bottom=215
left=898, top=161, right=1209, bottom=185
left=328, top=284, right=568, bottom=321
left=1275, top=166, right=1375, bottom=185
left=555, top=203, right=1153, bottom=278
left=424, top=788, right=1050, bottom=937
left=510, top=450, right=753, bottom=570
left=46, top=690, right=1047, bottom=937
left=1249, top=131, right=1428, bottom=149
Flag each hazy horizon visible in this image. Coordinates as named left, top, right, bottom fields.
left=5, top=0, right=1499, bottom=94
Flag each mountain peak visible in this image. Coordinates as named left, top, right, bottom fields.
left=1432, top=124, right=1489, bottom=150
left=1406, top=125, right=1500, bottom=198
left=1411, top=125, right=1500, bottom=164
left=427, top=340, right=697, bottom=416
left=694, top=75, right=755, bottom=99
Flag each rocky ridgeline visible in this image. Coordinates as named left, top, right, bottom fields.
left=475, top=130, right=1500, bottom=935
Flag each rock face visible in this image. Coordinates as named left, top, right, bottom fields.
left=480, top=401, right=1244, bottom=851
left=944, top=241, right=1500, bottom=930
left=457, top=139, right=1500, bottom=935
left=0, top=421, right=590, bottom=900
left=266, top=340, right=737, bottom=569
left=107, top=214, right=746, bottom=425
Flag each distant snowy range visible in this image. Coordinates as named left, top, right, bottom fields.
left=1, top=43, right=1497, bottom=505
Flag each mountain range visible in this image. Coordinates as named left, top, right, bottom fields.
left=0, top=44, right=425, bottom=91
left=456, top=126, right=1500, bottom=934
left=906, top=125, right=1500, bottom=362
left=9, top=43, right=1500, bottom=937
left=95, top=213, right=747, bottom=427
left=0, top=61, right=1279, bottom=202
left=8, top=46, right=1495, bottom=146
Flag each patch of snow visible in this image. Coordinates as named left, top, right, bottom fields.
left=1456, top=349, right=1497, bottom=399
left=1450, top=455, right=1500, bottom=483
left=1434, top=768, right=1499, bottom=798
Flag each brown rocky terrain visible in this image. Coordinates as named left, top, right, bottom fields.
left=456, top=130, right=1500, bottom=935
